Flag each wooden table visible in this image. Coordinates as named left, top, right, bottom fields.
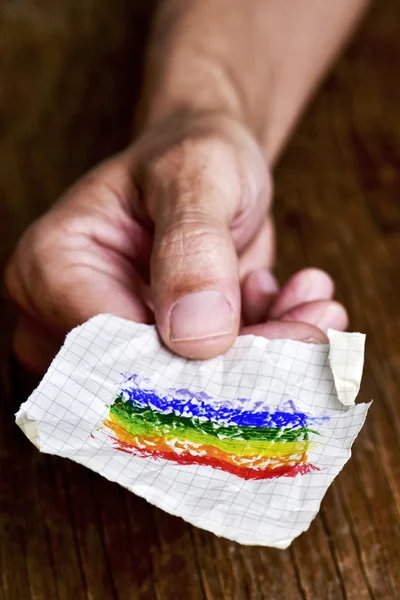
left=1, top=2, right=399, bottom=598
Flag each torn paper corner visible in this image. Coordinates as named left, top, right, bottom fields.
left=328, top=329, right=366, bottom=407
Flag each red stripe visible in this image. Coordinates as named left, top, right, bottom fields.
left=110, top=437, right=317, bottom=480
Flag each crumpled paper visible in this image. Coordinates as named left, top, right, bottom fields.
left=16, top=314, right=370, bottom=548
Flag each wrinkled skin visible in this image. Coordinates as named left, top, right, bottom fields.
left=5, top=115, right=347, bottom=373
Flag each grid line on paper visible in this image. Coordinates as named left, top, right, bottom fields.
left=16, top=314, right=370, bottom=547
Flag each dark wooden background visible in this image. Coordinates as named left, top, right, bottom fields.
left=1, top=1, right=400, bottom=598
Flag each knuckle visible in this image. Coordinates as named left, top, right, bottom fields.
left=4, top=258, right=21, bottom=303
left=4, top=227, right=37, bottom=304
left=142, top=135, right=241, bottom=216
left=5, top=219, right=61, bottom=312
left=149, top=137, right=211, bottom=186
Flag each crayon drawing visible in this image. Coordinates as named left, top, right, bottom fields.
left=103, top=374, right=327, bottom=480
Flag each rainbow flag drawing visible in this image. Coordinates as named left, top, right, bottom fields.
left=103, top=375, right=326, bottom=481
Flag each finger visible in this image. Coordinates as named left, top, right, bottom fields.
left=241, top=320, right=329, bottom=343
left=147, top=138, right=265, bottom=359
left=238, top=217, right=275, bottom=281
left=241, top=269, right=279, bottom=326
left=269, top=268, right=334, bottom=319
left=14, top=315, right=62, bottom=374
left=281, top=299, right=348, bottom=333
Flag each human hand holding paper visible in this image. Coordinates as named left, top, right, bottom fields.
left=3, top=0, right=365, bottom=371
left=5, top=137, right=347, bottom=373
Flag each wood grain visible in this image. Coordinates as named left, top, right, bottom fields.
left=1, top=1, right=400, bottom=598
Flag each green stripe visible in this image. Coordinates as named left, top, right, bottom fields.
left=110, top=397, right=316, bottom=442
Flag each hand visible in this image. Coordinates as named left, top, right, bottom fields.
left=5, top=113, right=347, bottom=373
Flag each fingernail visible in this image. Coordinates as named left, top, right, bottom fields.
left=316, top=304, right=347, bottom=332
left=170, top=291, right=234, bottom=342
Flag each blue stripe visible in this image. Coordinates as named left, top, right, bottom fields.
left=120, top=375, right=325, bottom=429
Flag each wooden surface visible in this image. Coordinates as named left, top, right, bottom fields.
left=1, top=1, right=400, bottom=598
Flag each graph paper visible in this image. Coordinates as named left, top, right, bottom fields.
left=16, top=314, right=370, bottom=548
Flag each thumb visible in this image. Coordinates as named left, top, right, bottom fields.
left=148, top=144, right=244, bottom=359
left=151, top=205, right=241, bottom=360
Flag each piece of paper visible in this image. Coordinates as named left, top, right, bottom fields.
left=16, top=314, right=371, bottom=548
